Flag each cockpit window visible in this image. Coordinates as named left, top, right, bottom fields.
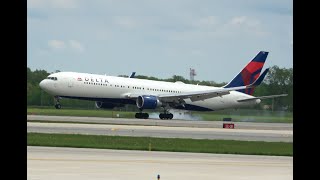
left=46, top=77, right=58, bottom=81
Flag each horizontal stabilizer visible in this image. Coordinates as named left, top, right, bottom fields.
left=237, top=94, right=288, bottom=102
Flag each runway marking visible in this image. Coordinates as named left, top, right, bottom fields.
left=28, top=158, right=291, bottom=167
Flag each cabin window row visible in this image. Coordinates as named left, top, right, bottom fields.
left=83, top=82, right=181, bottom=93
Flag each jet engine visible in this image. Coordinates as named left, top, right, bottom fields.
left=136, top=95, right=162, bottom=109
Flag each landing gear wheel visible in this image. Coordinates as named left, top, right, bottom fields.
left=159, top=113, right=173, bottom=120
left=55, top=104, right=61, bottom=109
left=135, top=112, right=149, bottom=119
left=144, top=113, right=149, bottom=119
left=159, top=106, right=173, bottom=120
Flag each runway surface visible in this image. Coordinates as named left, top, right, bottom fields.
left=27, top=122, right=292, bottom=142
left=27, top=115, right=293, bottom=130
left=28, top=146, right=293, bottom=180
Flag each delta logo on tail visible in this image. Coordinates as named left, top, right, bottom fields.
left=223, top=51, right=268, bottom=95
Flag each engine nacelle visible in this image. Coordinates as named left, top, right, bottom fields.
left=95, top=101, right=124, bottom=109
left=136, top=95, right=162, bottom=109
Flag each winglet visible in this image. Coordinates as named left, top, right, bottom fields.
left=129, top=72, right=136, bottom=78
left=248, top=68, right=269, bottom=87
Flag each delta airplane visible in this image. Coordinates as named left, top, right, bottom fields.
left=39, top=51, right=287, bottom=119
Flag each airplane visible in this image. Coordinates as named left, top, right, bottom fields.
left=39, top=51, right=287, bottom=119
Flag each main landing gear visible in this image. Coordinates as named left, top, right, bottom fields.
left=159, top=113, right=173, bottom=119
left=159, top=107, right=173, bottom=120
left=134, top=107, right=174, bottom=120
left=135, top=112, right=149, bottom=119
left=54, top=96, right=61, bottom=109
left=135, top=108, right=149, bottom=119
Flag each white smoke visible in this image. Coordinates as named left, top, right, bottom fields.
left=227, top=109, right=289, bottom=122
left=148, top=110, right=202, bottom=121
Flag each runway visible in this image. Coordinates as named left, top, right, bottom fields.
left=27, top=146, right=293, bottom=180
left=27, top=122, right=292, bottom=142
left=27, top=115, right=293, bottom=130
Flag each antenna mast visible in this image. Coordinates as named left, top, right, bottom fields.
left=190, top=68, right=196, bottom=81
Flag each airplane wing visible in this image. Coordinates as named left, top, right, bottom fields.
left=237, top=94, right=288, bottom=102
left=125, top=68, right=269, bottom=103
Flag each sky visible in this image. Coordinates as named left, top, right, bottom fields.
left=27, top=0, right=293, bottom=83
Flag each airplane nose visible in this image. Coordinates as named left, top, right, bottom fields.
left=39, top=80, right=44, bottom=89
left=39, top=79, right=54, bottom=94
left=39, top=80, right=47, bottom=90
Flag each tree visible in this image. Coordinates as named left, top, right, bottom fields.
left=254, top=66, right=293, bottom=111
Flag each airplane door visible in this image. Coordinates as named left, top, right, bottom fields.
left=68, top=78, right=73, bottom=87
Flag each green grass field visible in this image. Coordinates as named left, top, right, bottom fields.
left=28, top=107, right=136, bottom=118
left=28, top=133, right=292, bottom=156
left=27, top=107, right=292, bottom=123
left=195, top=112, right=292, bottom=123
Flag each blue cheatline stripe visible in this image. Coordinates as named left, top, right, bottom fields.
left=173, top=104, right=213, bottom=111
left=60, top=96, right=136, bottom=105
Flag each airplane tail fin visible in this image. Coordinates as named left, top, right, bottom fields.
left=223, top=51, right=268, bottom=95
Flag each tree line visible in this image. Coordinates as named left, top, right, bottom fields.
left=27, top=66, right=293, bottom=111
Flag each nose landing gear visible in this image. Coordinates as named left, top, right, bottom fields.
left=54, top=96, right=61, bottom=109
left=55, top=104, right=61, bottom=109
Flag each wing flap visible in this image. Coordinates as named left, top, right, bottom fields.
left=189, top=91, right=230, bottom=102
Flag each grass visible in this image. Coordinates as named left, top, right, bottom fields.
left=27, top=107, right=136, bottom=118
left=27, top=107, right=293, bottom=123
left=195, top=113, right=292, bottom=123
left=28, top=133, right=293, bottom=156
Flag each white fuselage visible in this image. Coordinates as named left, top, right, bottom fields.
left=40, top=72, right=260, bottom=111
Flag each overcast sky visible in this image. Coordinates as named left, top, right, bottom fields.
left=27, top=0, right=292, bottom=83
